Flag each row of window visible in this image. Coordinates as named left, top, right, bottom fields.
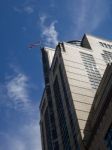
left=105, top=124, right=112, bottom=149
left=81, top=50, right=112, bottom=89
left=41, top=122, right=46, bottom=150
left=80, top=52, right=101, bottom=89
left=43, top=103, right=59, bottom=150
left=53, top=77, right=72, bottom=150
left=41, top=87, right=59, bottom=150
left=59, top=66, right=80, bottom=150
left=59, top=66, right=75, bottom=132
left=102, top=50, right=112, bottom=64
left=99, top=42, right=112, bottom=49
left=47, top=88, right=59, bottom=150
left=44, top=107, right=53, bottom=150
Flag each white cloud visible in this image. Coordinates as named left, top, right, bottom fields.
left=19, top=121, right=41, bottom=150
left=40, top=15, right=58, bottom=47
left=13, top=5, right=34, bottom=14
left=42, top=21, right=58, bottom=46
left=72, top=0, right=110, bottom=36
left=0, top=65, right=42, bottom=150
left=6, top=73, right=29, bottom=103
left=0, top=65, right=35, bottom=112
left=13, top=7, right=22, bottom=13
left=40, top=15, right=47, bottom=25
left=23, top=6, right=34, bottom=14
left=0, top=64, right=40, bottom=116
left=0, top=121, right=41, bottom=150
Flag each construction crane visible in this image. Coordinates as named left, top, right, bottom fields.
left=28, top=41, right=42, bottom=49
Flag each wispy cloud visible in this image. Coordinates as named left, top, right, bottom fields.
left=0, top=66, right=34, bottom=111
left=0, top=64, right=41, bottom=150
left=13, top=5, right=34, bottom=14
left=0, top=121, right=41, bottom=150
left=23, top=6, right=34, bottom=14
left=21, top=26, right=27, bottom=32
left=40, top=15, right=59, bottom=47
left=13, top=7, right=22, bottom=13
left=72, top=0, right=111, bottom=36
left=6, top=73, right=30, bottom=108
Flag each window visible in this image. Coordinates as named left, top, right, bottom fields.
left=59, top=66, right=80, bottom=150
left=54, top=141, right=59, bottom=150
left=53, top=77, right=71, bottom=150
left=107, top=44, right=111, bottom=49
left=99, top=42, right=112, bottom=49
left=41, top=122, right=46, bottom=150
left=44, top=107, right=53, bottom=150
left=80, top=52, right=101, bottom=89
left=105, top=124, right=112, bottom=150
left=46, top=87, right=59, bottom=149
left=59, top=66, right=75, bottom=132
left=102, top=50, right=112, bottom=64
left=99, top=42, right=104, bottom=47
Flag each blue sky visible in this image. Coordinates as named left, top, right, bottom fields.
left=0, top=0, right=112, bottom=149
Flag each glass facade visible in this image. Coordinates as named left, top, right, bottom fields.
left=80, top=52, right=101, bottom=89
left=105, top=125, right=112, bottom=150
left=46, top=87, right=59, bottom=150
left=44, top=107, right=53, bottom=150
left=59, top=66, right=80, bottom=150
left=53, top=77, right=71, bottom=150
left=41, top=122, right=46, bottom=150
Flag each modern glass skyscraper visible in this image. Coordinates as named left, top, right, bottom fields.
left=39, top=34, right=112, bottom=150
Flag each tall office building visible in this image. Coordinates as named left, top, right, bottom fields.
left=39, top=34, right=112, bottom=150
left=83, top=63, right=112, bottom=150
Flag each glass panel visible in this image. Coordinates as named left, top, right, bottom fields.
left=105, top=124, right=112, bottom=150
left=53, top=77, right=71, bottom=150
left=80, top=52, right=101, bottom=89
left=102, top=50, right=112, bottom=64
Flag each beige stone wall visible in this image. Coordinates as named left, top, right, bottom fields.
left=61, top=41, right=108, bottom=138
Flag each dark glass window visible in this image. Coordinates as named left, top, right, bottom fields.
left=105, top=124, right=112, bottom=150
left=41, top=122, right=46, bottom=150
left=44, top=107, right=53, bottom=150
left=107, top=44, right=111, bottom=49
left=46, top=87, right=59, bottom=149
left=80, top=52, right=101, bottom=89
left=54, top=141, right=59, bottom=150
left=99, top=42, right=104, bottom=47
left=59, top=66, right=80, bottom=150
left=99, top=42, right=112, bottom=49
left=53, top=77, right=71, bottom=150
left=102, top=50, right=112, bottom=64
